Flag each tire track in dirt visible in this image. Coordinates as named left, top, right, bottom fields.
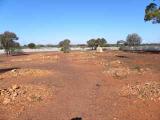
left=51, top=54, right=107, bottom=120
left=89, top=81, right=103, bottom=119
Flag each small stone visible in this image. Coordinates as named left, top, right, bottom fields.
left=115, top=70, right=128, bottom=78
left=11, top=69, right=17, bottom=72
left=27, top=96, right=32, bottom=102
left=3, top=98, right=11, bottom=105
left=12, top=85, right=20, bottom=90
left=139, top=68, right=144, bottom=72
left=12, top=92, right=18, bottom=97
left=20, top=90, right=26, bottom=95
left=146, top=68, right=150, bottom=71
left=8, top=88, right=14, bottom=92
left=11, top=92, right=18, bottom=100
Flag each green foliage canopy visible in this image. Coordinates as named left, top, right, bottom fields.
left=0, top=31, right=19, bottom=55
left=28, top=43, right=36, bottom=49
left=145, top=0, right=160, bottom=23
left=58, top=39, right=71, bottom=53
left=87, top=38, right=107, bottom=50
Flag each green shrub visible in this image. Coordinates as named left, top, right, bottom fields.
left=59, top=39, right=71, bottom=53
left=28, top=43, right=36, bottom=49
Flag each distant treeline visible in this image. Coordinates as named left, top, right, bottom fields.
left=20, top=43, right=160, bottom=49
left=0, top=31, right=159, bottom=55
left=140, top=43, right=160, bottom=46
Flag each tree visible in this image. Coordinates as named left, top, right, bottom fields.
left=87, top=38, right=107, bottom=50
left=58, top=39, right=71, bottom=53
left=28, top=43, right=36, bottom=49
left=0, top=31, right=19, bottom=55
left=117, top=40, right=126, bottom=46
left=95, top=38, right=107, bottom=47
left=126, top=33, right=142, bottom=46
left=145, top=0, right=160, bottom=23
left=87, top=39, right=96, bottom=50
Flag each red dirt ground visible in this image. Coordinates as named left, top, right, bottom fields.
left=0, top=51, right=160, bottom=120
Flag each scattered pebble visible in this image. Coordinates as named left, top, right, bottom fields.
left=120, top=82, right=160, bottom=100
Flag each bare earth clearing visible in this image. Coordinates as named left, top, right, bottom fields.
left=0, top=51, right=160, bottom=120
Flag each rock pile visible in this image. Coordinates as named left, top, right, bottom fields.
left=105, top=60, right=130, bottom=78
left=0, top=84, right=52, bottom=105
left=120, top=82, right=160, bottom=100
left=0, top=85, right=20, bottom=105
left=104, top=60, right=151, bottom=78
left=131, top=65, right=151, bottom=74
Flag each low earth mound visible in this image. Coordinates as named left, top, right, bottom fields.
left=104, top=60, right=151, bottom=78
left=0, top=68, right=52, bottom=79
left=0, top=84, right=53, bottom=105
left=104, top=60, right=130, bottom=78
left=69, top=52, right=96, bottom=61
left=0, top=84, right=53, bottom=119
left=120, top=82, right=160, bottom=100
left=11, top=54, right=59, bottom=63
